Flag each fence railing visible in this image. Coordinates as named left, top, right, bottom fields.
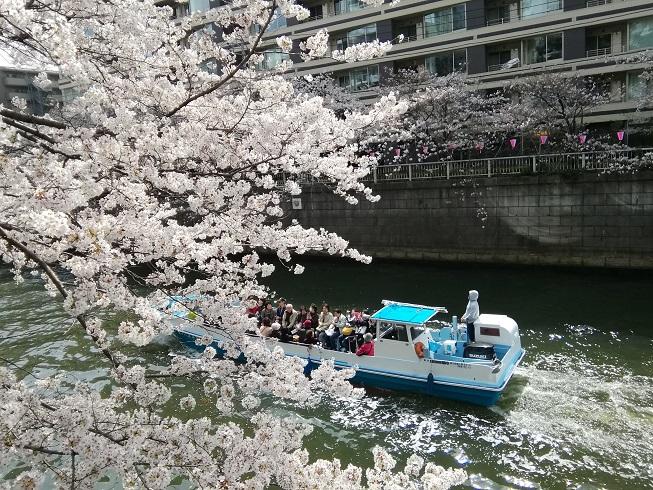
left=283, top=149, right=652, bottom=187
left=362, top=148, right=652, bottom=184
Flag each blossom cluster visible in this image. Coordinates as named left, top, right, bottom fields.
left=0, top=0, right=461, bottom=487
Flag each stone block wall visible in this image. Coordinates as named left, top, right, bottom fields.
left=289, top=171, right=653, bottom=268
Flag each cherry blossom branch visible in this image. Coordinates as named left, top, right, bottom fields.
left=0, top=226, right=122, bottom=370
left=165, top=2, right=277, bottom=118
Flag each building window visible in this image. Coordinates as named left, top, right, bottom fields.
left=258, top=50, right=290, bottom=70
left=524, top=32, right=562, bottom=64
left=423, top=4, right=466, bottom=38
left=521, top=0, right=561, bottom=19
left=335, top=0, right=365, bottom=15
left=189, top=0, right=210, bottom=13
left=338, top=65, right=379, bottom=91
left=586, top=32, right=612, bottom=56
left=627, top=72, right=653, bottom=100
left=267, top=7, right=287, bottom=32
left=425, top=49, right=467, bottom=75
left=628, top=16, right=653, bottom=50
left=302, top=4, right=323, bottom=22
left=335, top=24, right=377, bottom=51
left=486, top=0, right=519, bottom=25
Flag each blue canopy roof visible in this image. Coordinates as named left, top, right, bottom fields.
left=371, top=303, right=440, bottom=325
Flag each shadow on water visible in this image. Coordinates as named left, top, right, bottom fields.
left=1, top=261, right=652, bottom=489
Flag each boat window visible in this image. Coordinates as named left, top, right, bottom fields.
left=379, top=322, right=394, bottom=338
left=395, top=324, right=408, bottom=342
left=410, top=326, right=425, bottom=341
left=480, top=327, right=501, bottom=336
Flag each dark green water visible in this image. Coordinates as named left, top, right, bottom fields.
left=1, top=261, right=652, bottom=489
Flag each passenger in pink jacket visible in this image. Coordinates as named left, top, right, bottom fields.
left=356, top=333, right=375, bottom=356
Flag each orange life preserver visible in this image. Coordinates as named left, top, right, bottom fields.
left=414, top=341, right=425, bottom=358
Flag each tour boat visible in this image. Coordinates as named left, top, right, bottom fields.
left=165, top=300, right=526, bottom=406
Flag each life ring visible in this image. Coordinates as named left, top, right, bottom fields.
left=414, top=341, right=425, bottom=358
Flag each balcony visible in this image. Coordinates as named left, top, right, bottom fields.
left=4, top=76, right=29, bottom=86
left=586, top=47, right=612, bottom=57
left=488, top=58, right=520, bottom=71
left=485, top=1, right=520, bottom=27
left=586, top=0, right=611, bottom=6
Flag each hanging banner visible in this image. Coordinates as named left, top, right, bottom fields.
left=617, top=130, right=625, bottom=141
left=539, top=135, right=548, bottom=145
left=509, top=138, right=517, bottom=149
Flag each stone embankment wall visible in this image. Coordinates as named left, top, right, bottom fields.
left=289, top=171, right=653, bottom=268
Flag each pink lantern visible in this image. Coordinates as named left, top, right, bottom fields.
left=475, top=142, right=485, bottom=151
left=539, top=134, right=548, bottom=145
left=394, top=148, right=401, bottom=157
left=422, top=145, right=428, bottom=154
left=509, top=138, right=517, bottom=149
left=578, top=134, right=587, bottom=145
left=617, top=130, right=625, bottom=141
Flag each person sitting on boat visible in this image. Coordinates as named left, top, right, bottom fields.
left=259, top=318, right=274, bottom=337
left=282, top=304, right=299, bottom=330
left=269, top=321, right=282, bottom=340
left=304, top=329, right=318, bottom=345
left=318, top=304, right=334, bottom=331
left=322, top=309, right=347, bottom=349
left=260, top=301, right=276, bottom=326
left=246, top=295, right=260, bottom=319
left=317, top=304, right=335, bottom=348
left=338, top=325, right=355, bottom=352
left=307, top=304, right=319, bottom=330
left=355, top=333, right=375, bottom=356
left=348, top=308, right=363, bottom=326
left=461, top=290, right=480, bottom=343
left=275, top=298, right=286, bottom=322
left=295, top=305, right=308, bottom=327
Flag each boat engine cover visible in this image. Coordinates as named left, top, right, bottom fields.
left=463, top=342, right=496, bottom=361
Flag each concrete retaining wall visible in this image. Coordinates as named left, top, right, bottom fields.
left=289, top=171, right=653, bottom=268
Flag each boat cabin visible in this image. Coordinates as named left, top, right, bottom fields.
left=370, top=300, right=521, bottom=363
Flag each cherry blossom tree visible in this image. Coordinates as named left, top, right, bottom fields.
left=508, top=72, right=612, bottom=148
left=368, top=69, right=512, bottom=162
left=0, top=0, right=469, bottom=488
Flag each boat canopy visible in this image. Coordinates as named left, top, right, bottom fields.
left=371, top=301, right=447, bottom=325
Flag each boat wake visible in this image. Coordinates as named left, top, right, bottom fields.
left=290, top=324, right=653, bottom=489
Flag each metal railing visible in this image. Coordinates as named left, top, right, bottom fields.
left=586, top=47, right=612, bottom=57
left=283, top=149, right=652, bottom=187
left=586, top=0, right=612, bottom=6
left=362, top=149, right=652, bottom=183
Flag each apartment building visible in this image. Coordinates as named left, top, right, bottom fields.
left=0, top=67, right=61, bottom=116
left=170, top=0, right=653, bottom=134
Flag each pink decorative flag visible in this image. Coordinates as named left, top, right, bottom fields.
left=394, top=148, right=401, bottom=157
left=539, top=135, right=548, bottom=145
left=509, top=138, right=517, bottom=149
left=578, top=134, right=587, bottom=144
left=617, top=130, right=625, bottom=141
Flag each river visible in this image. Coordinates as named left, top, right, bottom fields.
left=1, top=261, right=652, bottom=489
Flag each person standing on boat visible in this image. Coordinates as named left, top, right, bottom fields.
left=461, top=290, right=480, bottom=343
